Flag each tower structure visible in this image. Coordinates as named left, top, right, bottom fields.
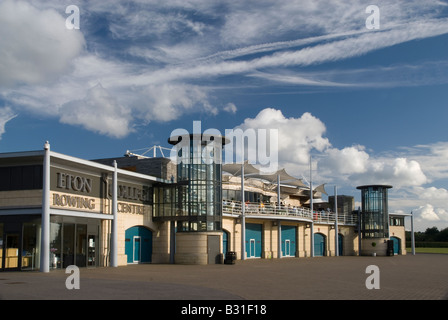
left=357, top=185, right=392, bottom=256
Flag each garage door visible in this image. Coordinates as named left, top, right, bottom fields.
left=125, top=226, right=153, bottom=264
left=246, top=223, right=262, bottom=258
left=314, top=233, right=326, bottom=257
left=281, top=225, right=296, bottom=257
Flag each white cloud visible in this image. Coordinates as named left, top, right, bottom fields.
left=0, top=107, right=17, bottom=140
left=414, top=204, right=448, bottom=223
left=2, top=0, right=448, bottom=142
left=134, top=83, right=218, bottom=123
left=334, top=156, right=428, bottom=188
left=236, top=108, right=330, bottom=166
left=59, top=84, right=133, bottom=139
left=223, top=103, right=237, bottom=114
left=0, top=0, right=85, bottom=87
left=417, top=186, right=448, bottom=201
left=322, top=145, right=369, bottom=175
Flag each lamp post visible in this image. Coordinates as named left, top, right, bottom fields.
left=310, top=155, right=314, bottom=258
left=334, top=186, right=339, bottom=257
left=241, top=162, right=245, bottom=261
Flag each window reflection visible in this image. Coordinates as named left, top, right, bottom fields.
left=22, top=222, right=40, bottom=270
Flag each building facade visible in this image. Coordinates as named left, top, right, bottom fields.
left=0, top=140, right=411, bottom=272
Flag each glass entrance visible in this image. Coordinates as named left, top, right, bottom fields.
left=133, top=237, right=141, bottom=262
left=22, top=223, right=39, bottom=270
left=284, top=240, right=291, bottom=256
left=87, top=235, right=96, bottom=267
left=5, top=234, right=19, bottom=269
left=50, top=218, right=100, bottom=270
left=76, top=224, right=87, bottom=267
left=249, top=239, right=256, bottom=258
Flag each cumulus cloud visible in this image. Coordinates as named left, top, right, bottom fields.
left=59, top=84, right=133, bottom=138
left=236, top=108, right=330, bottom=166
left=233, top=108, right=430, bottom=190
left=322, top=145, right=369, bottom=175
left=0, top=0, right=85, bottom=86
left=331, top=156, right=428, bottom=188
left=414, top=204, right=448, bottom=223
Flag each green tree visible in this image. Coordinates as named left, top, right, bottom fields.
left=435, top=227, right=448, bottom=242
left=424, top=227, right=439, bottom=241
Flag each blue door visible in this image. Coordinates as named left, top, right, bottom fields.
left=125, top=226, right=153, bottom=264
left=222, top=230, right=229, bottom=255
left=246, top=223, right=262, bottom=258
left=281, top=225, right=296, bottom=257
left=314, top=233, right=326, bottom=257
left=391, top=236, right=400, bottom=255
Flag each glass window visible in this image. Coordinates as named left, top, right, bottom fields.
left=76, top=224, right=87, bottom=267
left=22, top=222, right=40, bottom=271
left=5, top=234, right=19, bottom=269
left=63, top=223, right=75, bottom=268
left=50, top=222, right=62, bottom=269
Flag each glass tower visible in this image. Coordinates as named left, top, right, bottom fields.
left=357, top=185, right=392, bottom=238
left=168, top=133, right=227, bottom=232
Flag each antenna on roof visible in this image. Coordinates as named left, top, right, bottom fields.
left=125, top=145, right=172, bottom=158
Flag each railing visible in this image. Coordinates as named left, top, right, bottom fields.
left=222, top=201, right=358, bottom=225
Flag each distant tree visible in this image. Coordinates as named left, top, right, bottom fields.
left=424, top=227, right=439, bottom=241
left=436, top=227, right=448, bottom=242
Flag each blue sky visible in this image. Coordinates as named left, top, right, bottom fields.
left=1, top=0, right=448, bottom=231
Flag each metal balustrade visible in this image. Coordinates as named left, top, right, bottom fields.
left=222, top=201, right=358, bottom=225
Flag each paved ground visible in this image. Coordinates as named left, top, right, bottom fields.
left=0, top=254, right=447, bottom=301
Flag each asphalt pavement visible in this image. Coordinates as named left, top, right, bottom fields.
left=1, top=254, right=447, bottom=301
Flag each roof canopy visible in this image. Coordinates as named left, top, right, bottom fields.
left=222, top=162, right=307, bottom=188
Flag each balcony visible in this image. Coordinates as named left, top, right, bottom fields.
left=222, top=201, right=358, bottom=225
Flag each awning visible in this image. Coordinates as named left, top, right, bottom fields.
left=223, top=163, right=306, bottom=187
left=222, top=161, right=259, bottom=176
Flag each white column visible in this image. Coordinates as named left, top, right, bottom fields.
left=334, top=186, right=339, bottom=256
left=278, top=221, right=282, bottom=259
left=241, top=163, right=245, bottom=260
left=40, top=141, right=50, bottom=272
left=411, top=211, right=415, bottom=255
left=111, top=161, right=118, bottom=267
left=277, top=173, right=282, bottom=259
left=310, top=156, right=314, bottom=257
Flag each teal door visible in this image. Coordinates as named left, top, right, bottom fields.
left=314, top=233, right=326, bottom=257
left=246, top=223, right=262, bottom=258
left=125, top=226, right=152, bottom=264
left=391, top=236, right=400, bottom=255
left=281, top=225, right=296, bottom=257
